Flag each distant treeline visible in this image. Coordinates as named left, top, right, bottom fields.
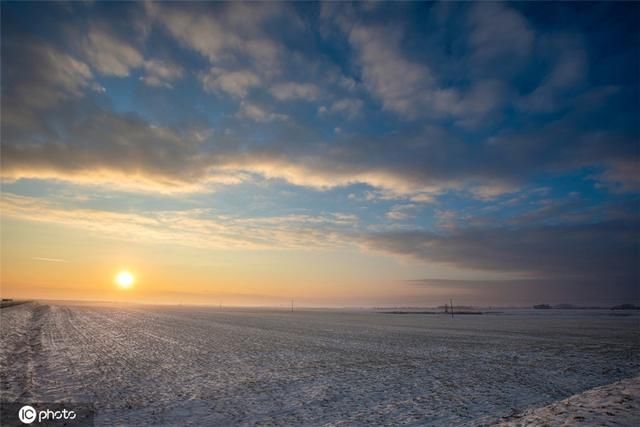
left=533, top=303, right=640, bottom=310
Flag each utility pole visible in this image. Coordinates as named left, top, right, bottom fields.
left=291, top=299, right=294, bottom=312
left=450, top=298, right=454, bottom=318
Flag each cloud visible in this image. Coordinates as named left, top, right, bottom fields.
left=81, top=26, right=143, bottom=77
left=348, top=24, right=434, bottom=118
left=200, top=68, right=261, bottom=98
left=1, top=2, right=636, bottom=202
left=467, top=2, right=534, bottom=63
left=468, top=182, right=517, bottom=201
left=140, top=59, right=184, bottom=88
left=3, top=82, right=631, bottom=200
left=486, top=116, right=638, bottom=191
left=326, top=98, right=364, bottom=119
left=385, top=204, right=417, bottom=221
left=2, top=39, right=95, bottom=111
left=451, top=80, right=510, bottom=127
left=345, top=23, right=509, bottom=121
left=596, top=159, right=640, bottom=193
left=1, top=62, right=472, bottom=197
left=32, top=257, right=69, bottom=263
left=0, top=194, right=357, bottom=250
left=1, top=108, right=228, bottom=193
left=2, top=66, right=634, bottom=201
left=270, top=82, right=320, bottom=101
left=518, top=35, right=587, bottom=113
left=235, top=102, right=287, bottom=123
left=360, top=220, right=639, bottom=285
left=147, top=2, right=284, bottom=72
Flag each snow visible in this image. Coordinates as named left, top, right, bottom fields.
left=494, top=376, right=639, bottom=426
left=1, top=302, right=639, bottom=425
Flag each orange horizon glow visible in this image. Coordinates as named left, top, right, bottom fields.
left=1, top=215, right=482, bottom=307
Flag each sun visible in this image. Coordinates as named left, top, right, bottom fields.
left=115, top=270, right=135, bottom=289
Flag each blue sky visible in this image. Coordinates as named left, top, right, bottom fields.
left=1, top=1, right=638, bottom=306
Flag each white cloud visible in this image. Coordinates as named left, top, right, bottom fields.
left=349, top=24, right=434, bottom=118
left=0, top=194, right=356, bottom=250
left=140, top=59, right=184, bottom=88
left=328, top=98, right=364, bottom=119
left=82, top=27, right=143, bottom=77
left=148, top=2, right=284, bottom=73
left=469, top=183, right=517, bottom=200
left=347, top=24, right=507, bottom=121
left=236, top=102, right=287, bottom=122
left=270, top=82, right=320, bottom=101
left=385, top=204, right=417, bottom=221
left=200, top=68, right=261, bottom=98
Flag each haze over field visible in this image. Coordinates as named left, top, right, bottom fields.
left=1, top=2, right=638, bottom=306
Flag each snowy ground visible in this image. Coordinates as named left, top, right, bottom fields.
left=1, top=302, right=638, bottom=426
left=494, top=376, right=639, bottom=426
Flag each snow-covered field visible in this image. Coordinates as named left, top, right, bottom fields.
left=495, top=376, right=639, bottom=426
left=1, top=302, right=638, bottom=425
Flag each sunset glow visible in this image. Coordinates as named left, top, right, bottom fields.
left=0, top=1, right=637, bottom=308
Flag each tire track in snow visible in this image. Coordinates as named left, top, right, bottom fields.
left=18, top=304, right=50, bottom=401
left=0, top=303, right=50, bottom=402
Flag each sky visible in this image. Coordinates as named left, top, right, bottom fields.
left=1, top=1, right=638, bottom=307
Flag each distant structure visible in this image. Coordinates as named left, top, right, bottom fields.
left=533, top=304, right=552, bottom=309
left=444, top=300, right=454, bottom=318
left=611, top=304, right=640, bottom=310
